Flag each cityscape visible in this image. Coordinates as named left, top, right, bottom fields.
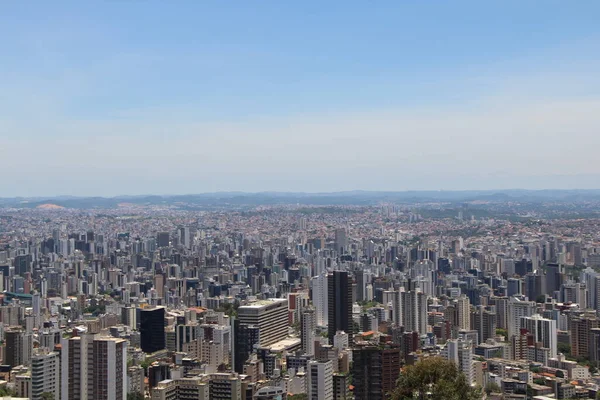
left=0, top=191, right=600, bottom=399
left=2, top=1, right=600, bottom=399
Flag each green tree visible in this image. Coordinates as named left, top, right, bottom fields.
left=391, top=357, right=482, bottom=400
left=485, top=382, right=501, bottom=395
left=40, top=393, right=55, bottom=400
left=288, top=394, right=308, bottom=400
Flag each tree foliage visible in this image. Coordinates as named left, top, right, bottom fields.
left=40, top=393, right=55, bottom=400
left=391, top=357, right=482, bottom=400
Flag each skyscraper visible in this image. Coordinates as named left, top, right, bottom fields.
left=328, top=271, right=353, bottom=342
left=5, top=327, right=32, bottom=368
left=352, top=344, right=401, bottom=400
left=334, top=228, right=347, bottom=254
left=140, top=306, right=166, bottom=353
left=507, top=297, right=536, bottom=339
left=308, top=360, right=333, bottom=400
left=312, top=273, right=328, bottom=327
left=443, top=338, right=474, bottom=386
left=457, top=295, right=471, bottom=331
left=520, top=314, right=557, bottom=358
left=61, top=334, right=127, bottom=400
left=31, top=350, right=60, bottom=400
left=301, top=309, right=316, bottom=356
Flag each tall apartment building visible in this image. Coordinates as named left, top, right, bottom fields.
left=308, top=360, right=333, bottom=400
left=237, top=298, right=288, bottom=347
left=312, top=273, right=328, bottom=327
left=5, top=327, right=33, bottom=367
left=352, top=344, right=401, bottom=400
left=507, top=297, right=536, bottom=339
left=457, top=295, right=471, bottom=331
left=571, top=315, right=600, bottom=358
left=301, top=309, right=316, bottom=356
left=31, top=350, right=60, bottom=400
left=443, top=338, right=474, bottom=386
left=471, top=305, right=497, bottom=344
left=61, top=334, right=127, bottom=400
left=520, top=314, right=557, bottom=358
left=399, top=289, right=428, bottom=334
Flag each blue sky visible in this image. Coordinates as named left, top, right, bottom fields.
left=1, top=2, right=600, bottom=196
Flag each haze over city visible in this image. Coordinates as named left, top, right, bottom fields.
left=2, top=2, right=600, bottom=196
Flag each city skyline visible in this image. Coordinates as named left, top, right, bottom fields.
left=1, top=2, right=600, bottom=196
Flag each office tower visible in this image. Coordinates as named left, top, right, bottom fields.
left=232, top=321, right=260, bottom=373
left=237, top=298, right=288, bottom=347
left=457, top=295, right=471, bottom=330
left=157, top=232, right=170, bottom=248
left=400, top=289, right=428, bottom=334
left=571, top=315, right=600, bottom=358
left=301, top=309, right=316, bottom=356
left=471, top=305, right=497, bottom=344
left=328, top=271, right=353, bottom=342
left=308, top=360, right=333, bottom=400
left=352, top=344, right=401, bottom=400
left=589, top=328, right=600, bottom=366
left=507, top=297, right=536, bottom=339
left=355, top=270, right=368, bottom=302
left=335, top=228, right=347, bottom=254
left=31, top=350, right=61, bottom=400
left=443, top=338, right=474, bottom=386
left=140, top=306, right=166, bottom=353
left=61, top=335, right=127, bottom=400
left=5, top=327, right=32, bottom=367
left=312, top=274, right=328, bottom=327
left=545, top=263, right=563, bottom=295
left=525, top=272, right=545, bottom=302
left=179, top=226, right=191, bottom=249
left=520, top=314, right=557, bottom=358
left=507, top=278, right=521, bottom=297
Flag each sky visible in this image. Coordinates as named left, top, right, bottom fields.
left=1, top=1, right=600, bottom=197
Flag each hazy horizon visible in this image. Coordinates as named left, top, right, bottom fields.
left=2, top=2, right=599, bottom=197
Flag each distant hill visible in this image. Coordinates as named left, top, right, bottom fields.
left=2, top=189, right=600, bottom=209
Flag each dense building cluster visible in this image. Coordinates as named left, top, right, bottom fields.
left=1, top=202, right=600, bottom=399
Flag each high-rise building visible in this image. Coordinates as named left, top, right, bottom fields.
left=507, top=297, right=536, bottom=339
left=232, top=321, right=260, bottom=374
left=443, top=339, right=474, bottom=386
left=334, top=229, right=347, bottom=254
left=140, top=306, right=166, bottom=353
left=571, top=315, right=600, bottom=359
left=400, top=289, right=428, bottom=334
left=520, top=314, right=557, bottom=358
left=471, top=305, right=497, bottom=345
left=352, top=344, right=401, bottom=400
left=5, top=327, right=33, bottom=367
left=237, top=298, right=288, bottom=347
left=312, top=274, right=328, bottom=327
left=301, top=309, right=316, bottom=356
left=457, top=295, right=471, bottom=331
left=156, top=232, right=170, bottom=248
left=328, top=271, right=353, bottom=342
left=308, top=360, right=333, bottom=400
left=31, top=350, right=60, bottom=400
left=61, top=334, right=127, bottom=400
